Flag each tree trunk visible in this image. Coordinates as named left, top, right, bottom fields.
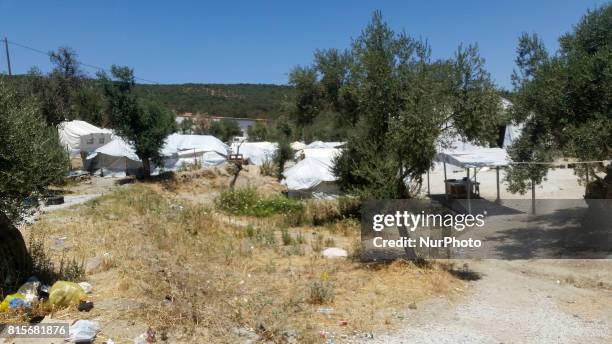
left=142, top=158, right=151, bottom=179
left=0, top=213, right=31, bottom=293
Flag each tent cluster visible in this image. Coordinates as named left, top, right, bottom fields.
left=85, top=134, right=229, bottom=177
left=58, top=102, right=525, bottom=198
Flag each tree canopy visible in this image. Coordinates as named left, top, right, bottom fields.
left=505, top=4, right=612, bottom=194
left=102, top=66, right=175, bottom=177
left=291, top=11, right=503, bottom=198
left=0, top=79, right=69, bottom=221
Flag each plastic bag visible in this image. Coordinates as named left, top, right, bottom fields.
left=49, top=281, right=85, bottom=307
left=17, top=280, right=41, bottom=303
left=0, top=293, right=26, bottom=311
left=68, top=319, right=100, bottom=343
left=78, top=282, right=92, bottom=294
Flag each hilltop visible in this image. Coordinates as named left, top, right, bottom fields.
left=135, top=83, right=295, bottom=118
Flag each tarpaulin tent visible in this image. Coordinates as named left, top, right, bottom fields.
left=282, top=148, right=341, bottom=199
left=230, top=142, right=278, bottom=166
left=86, top=134, right=229, bottom=177
left=304, top=141, right=346, bottom=149
left=58, top=120, right=113, bottom=157
left=290, top=141, right=306, bottom=151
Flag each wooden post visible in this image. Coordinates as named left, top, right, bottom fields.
left=496, top=166, right=500, bottom=203
left=443, top=161, right=447, bottom=181
left=466, top=168, right=471, bottom=214
left=531, top=179, right=536, bottom=214
left=427, top=169, right=430, bottom=196
left=4, top=37, right=12, bottom=76
left=585, top=164, right=590, bottom=185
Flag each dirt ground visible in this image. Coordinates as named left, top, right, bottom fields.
left=366, top=259, right=612, bottom=344
left=5, top=165, right=611, bottom=343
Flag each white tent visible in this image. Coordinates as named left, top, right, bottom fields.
left=231, top=142, right=278, bottom=165
left=86, top=134, right=229, bottom=177
left=503, top=122, right=525, bottom=148
left=290, top=141, right=307, bottom=151
left=304, top=141, right=346, bottom=149
left=282, top=148, right=341, bottom=199
left=58, top=120, right=113, bottom=157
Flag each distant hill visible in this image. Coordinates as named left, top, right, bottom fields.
left=135, top=83, right=295, bottom=119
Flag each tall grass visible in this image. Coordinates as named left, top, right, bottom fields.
left=215, top=187, right=303, bottom=217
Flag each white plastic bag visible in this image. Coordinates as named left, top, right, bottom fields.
left=68, top=320, right=101, bottom=343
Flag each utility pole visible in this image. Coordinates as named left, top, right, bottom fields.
left=4, top=37, right=12, bottom=76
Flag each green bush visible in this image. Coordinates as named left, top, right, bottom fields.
left=215, top=187, right=303, bottom=217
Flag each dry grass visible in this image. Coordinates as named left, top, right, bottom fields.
left=6, top=172, right=463, bottom=343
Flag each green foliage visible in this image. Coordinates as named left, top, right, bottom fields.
left=134, top=83, right=294, bottom=119
left=0, top=79, right=69, bottom=221
left=247, top=121, right=270, bottom=141
left=259, top=158, right=277, bottom=177
left=322, top=11, right=502, bottom=198
left=505, top=4, right=612, bottom=193
left=215, top=187, right=303, bottom=217
left=101, top=65, right=176, bottom=177
left=308, top=279, right=334, bottom=304
left=208, top=118, right=241, bottom=142
left=274, top=139, right=294, bottom=181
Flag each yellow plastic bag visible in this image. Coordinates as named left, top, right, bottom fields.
left=48, top=281, right=84, bottom=307
left=0, top=293, right=25, bottom=312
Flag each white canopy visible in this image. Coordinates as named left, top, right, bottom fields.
left=58, top=120, right=113, bottom=157
left=231, top=142, right=278, bottom=165
left=163, top=133, right=229, bottom=156
left=435, top=147, right=509, bottom=168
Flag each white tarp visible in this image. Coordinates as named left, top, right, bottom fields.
left=291, top=141, right=306, bottom=151
left=282, top=148, right=341, bottom=199
left=58, top=120, right=113, bottom=157
left=435, top=147, right=509, bottom=168
left=304, top=141, right=345, bottom=149
left=283, top=156, right=337, bottom=190
left=86, top=134, right=229, bottom=176
left=503, top=122, right=524, bottom=148
left=231, top=142, right=278, bottom=165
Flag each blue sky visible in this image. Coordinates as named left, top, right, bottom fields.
left=0, top=1, right=607, bottom=88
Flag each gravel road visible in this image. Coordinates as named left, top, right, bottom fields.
left=363, top=260, right=611, bottom=344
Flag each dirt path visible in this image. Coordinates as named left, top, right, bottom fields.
left=365, top=260, right=612, bottom=344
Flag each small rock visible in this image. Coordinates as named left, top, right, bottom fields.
left=322, top=247, right=348, bottom=259
left=85, top=256, right=103, bottom=274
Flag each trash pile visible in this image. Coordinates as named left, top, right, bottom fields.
left=0, top=276, right=101, bottom=343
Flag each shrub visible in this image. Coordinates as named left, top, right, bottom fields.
left=215, top=187, right=303, bottom=217
left=259, top=158, right=277, bottom=177
left=309, top=280, right=334, bottom=304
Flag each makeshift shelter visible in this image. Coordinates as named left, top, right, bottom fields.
left=230, top=142, right=278, bottom=166
left=282, top=148, right=341, bottom=199
left=58, top=120, right=113, bottom=157
left=86, top=134, right=229, bottom=177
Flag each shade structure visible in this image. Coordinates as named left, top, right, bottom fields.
left=58, top=120, right=113, bottom=157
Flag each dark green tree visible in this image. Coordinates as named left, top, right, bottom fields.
left=209, top=119, right=241, bottom=142
left=247, top=122, right=270, bottom=141
left=102, top=66, right=175, bottom=178
left=329, top=11, right=502, bottom=198
left=505, top=5, right=612, bottom=196
left=274, top=139, right=294, bottom=181
left=0, top=79, right=69, bottom=290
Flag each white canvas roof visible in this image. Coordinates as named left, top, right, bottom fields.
left=435, top=147, right=509, bottom=168
left=58, top=120, right=113, bottom=156
left=162, top=133, right=229, bottom=156
left=304, top=141, right=345, bottom=149
left=86, top=134, right=229, bottom=176
left=291, top=141, right=307, bottom=151
left=231, top=141, right=278, bottom=165
left=283, top=155, right=337, bottom=191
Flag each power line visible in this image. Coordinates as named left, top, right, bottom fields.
left=5, top=39, right=159, bottom=84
